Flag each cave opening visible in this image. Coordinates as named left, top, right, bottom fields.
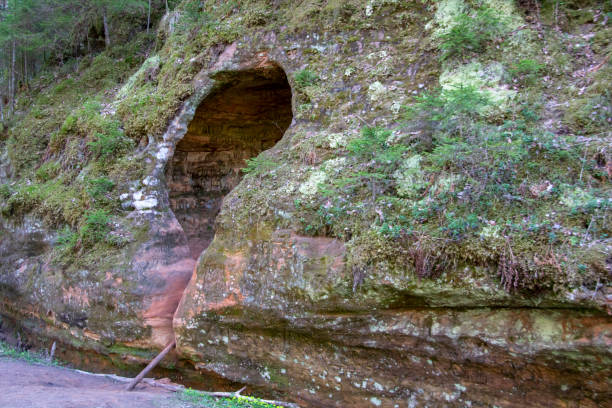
left=166, top=64, right=293, bottom=259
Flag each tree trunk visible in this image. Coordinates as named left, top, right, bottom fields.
left=103, top=10, right=111, bottom=48
left=10, top=39, right=16, bottom=115
left=147, top=0, right=151, bottom=33
left=23, top=50, right=28, bottom=91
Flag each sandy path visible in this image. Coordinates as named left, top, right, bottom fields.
left=0, top=357, right=180, bottom=408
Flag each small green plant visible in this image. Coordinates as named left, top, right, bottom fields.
left=87, top=129, right=133, bottom=160
left=242, top=155, right=278, bottom=176
left=344, top=126, right=407, bottom=201
left=59, top=113, right=78, bottom=134
left=406, top=84, right=491, bottom=143
left=0, top=340, right=58, bottom=365
left=81, top=209, right=111, bottom=246
left=294, top=69, right=318, bottom=88
left=508, top=59, right=544, bottom=85
left=86, top=177, right=115, bottom=200
left=56, top=225, right=79, bottom=252
left=443, top=213, right=480, bottom=238
left=0, top=183, right=11, bottom=200
left=438, top=6, right=508, bottom=60
left=35, top=162, right=61, bottom=183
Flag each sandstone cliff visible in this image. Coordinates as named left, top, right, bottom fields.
left=1, top=1, right=610, bottom=407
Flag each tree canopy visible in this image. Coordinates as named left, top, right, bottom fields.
left=0, top=0, right=175, bottom=120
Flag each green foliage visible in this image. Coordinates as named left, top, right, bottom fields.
left=564, top=90, right=612, bottom=134
left=7, top=40, right=146, bottom=176
left=406, top=84, right=491, bottom=145
left=87, top=128, right=133, bottom=161
left=341, top=126, right=408, bottom=200
left=177, top=0, right=217, bottom=31
left=350, top=127, right=407, bottom=165
left=294, top=69, right=318, bottom=88
left=35, top=162, right=61, bottom=183
left=56, top=225, right=79, bottom=253
left=298, top=127, right=409, bottom=237
left=443, top=213, right=480, bottom=239
left=86, top=177, right=115, bottom=200
left=242, top=155, right=279, bottom=176
left=508, top=59, right=544, bottom=85
left=180, top=388, right=283, bottom=408
left=81, top=209, right=111, bottom=246
left=0, top=340, right=58, bottom=366
left=0, top=184, right=11, bottom=200
left=1, top=183, right=43, bottom=217
left=438, top=6, right=508, bottom=60
left=60, top=114, right=78, bottom=135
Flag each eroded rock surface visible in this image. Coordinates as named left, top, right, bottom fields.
left=1, top=2, right=610, bottom=408
left=166, top=65, right=292, bottom=258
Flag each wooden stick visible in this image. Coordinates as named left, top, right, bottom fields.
left=47, top=341, right=56, bottom=362
left=125, top=340, right=175, bottom=391
left=74, top=368, right=299, bottom=407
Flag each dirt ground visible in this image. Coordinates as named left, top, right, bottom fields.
left=0, top=357, right=186, bottom=408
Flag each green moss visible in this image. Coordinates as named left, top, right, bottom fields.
left=108, top=344, right=156, bottom=360
left=563, top=64, right=612, bottom=134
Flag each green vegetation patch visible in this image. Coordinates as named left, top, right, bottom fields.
left=0, top=340, right=59, bottom=366
left=179, top=388, right=286, bottom=408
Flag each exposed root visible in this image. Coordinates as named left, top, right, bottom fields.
left=409, top=240, right=446, bottom=279
left=498, top=239, right=523, bottom=292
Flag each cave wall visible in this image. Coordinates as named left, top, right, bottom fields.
left=166, top=66, right=292, bottom=258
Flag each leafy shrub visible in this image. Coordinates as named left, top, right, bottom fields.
left=343, top=126, right=407, bottom=201
left=294, top=69, right=318, bottom=88
left=299, top=127, right=409, bottom=237
left=438, top=6, right=508, bottom=60
left=406, top=84, right=491, bottom=146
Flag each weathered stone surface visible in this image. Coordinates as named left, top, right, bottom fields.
left=1, top=3, right=610, bottom=408
left=171, top=26, right=611, bottom=408
left=0, top=210, right=193, bottom=350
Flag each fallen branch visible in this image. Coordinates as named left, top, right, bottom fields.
left=73, top=369, right=184, bottom=392
left=74, top=369, right=299, bottom=407
left=126, top=340, right=175, bottom=391
left=73, top=348, right=299, bottom=407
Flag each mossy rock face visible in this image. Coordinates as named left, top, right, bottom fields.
left=1, top=1, right=611, bottom=407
